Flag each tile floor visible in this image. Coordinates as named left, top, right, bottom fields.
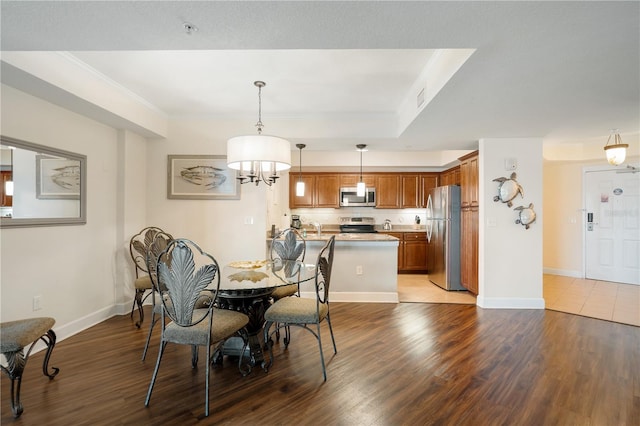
left=397, top=274, right=639, bottom=327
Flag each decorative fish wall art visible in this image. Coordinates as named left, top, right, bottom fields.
left=50, top=165, right=81, bottom=191
left=180, top=166, right=227, bottom=189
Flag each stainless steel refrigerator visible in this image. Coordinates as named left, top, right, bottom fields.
left=426, top=185, right=464, bottom=291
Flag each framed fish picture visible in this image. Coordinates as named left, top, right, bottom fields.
left=167, top=155, right=240, bottom=200
left=36, top=155, right=81, bottom=200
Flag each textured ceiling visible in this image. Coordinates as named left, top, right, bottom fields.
left=1, top=1, right=638, bottom=153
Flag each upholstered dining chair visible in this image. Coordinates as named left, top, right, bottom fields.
left=263, top=235, right=337, bottom=381
left=0, top=317, right=59, bottom=418
left=140, top=229, right=173, bottom=361
left=269, top=227, right=306, bottom=342
left=129, top=226, right=172, bottom=328
left=144, top=238, right=250, bottom=417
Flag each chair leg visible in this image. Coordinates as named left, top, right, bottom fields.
left=145, top=340, right=166, bottom=407
left=205, top=343, right=210, bottom=417
left=326, top=313, right=337, bottom=354
left=141, top=310, right=158, bottom=361
left=133, top=289, right=146, bottom=328
left=315, top=322, right=327, bottom=381
left=261, top=321, right=274, bottom=371
left=0, top=329, right=59, bottom=418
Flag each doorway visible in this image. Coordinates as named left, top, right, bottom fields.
left=584, top=166, right=640, bottom=285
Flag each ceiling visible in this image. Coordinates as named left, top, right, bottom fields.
left=1, top=1, right=638, bottom=154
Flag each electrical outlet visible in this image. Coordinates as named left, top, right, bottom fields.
left=33, top=295, right=42, bottom=311
left=356, top=265, right=363, bottom=275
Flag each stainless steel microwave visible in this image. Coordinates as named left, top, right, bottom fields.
left=339, top=187, right=376, bottom=207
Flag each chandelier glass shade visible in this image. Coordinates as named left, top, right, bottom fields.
left=227, top=81, right=291, bottom=185
left=603, top=130, right=628, bottom=166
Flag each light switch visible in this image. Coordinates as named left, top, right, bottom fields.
left=244, top=216, right=254, bottom=225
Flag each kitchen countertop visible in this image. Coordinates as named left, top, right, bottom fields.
left=268, top=232, right=399, bottom=242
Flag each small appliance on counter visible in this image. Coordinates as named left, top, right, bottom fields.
left=290, top=215, right=301, bottom=229
left=339, top=217, right=377, bottom=233
left=383, top=219, right=392, bottom=230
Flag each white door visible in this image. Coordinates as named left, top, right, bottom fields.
left=585, top=168, right=640, bottom=285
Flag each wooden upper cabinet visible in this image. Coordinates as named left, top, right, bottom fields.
left=315, top=174, right=340, bottom=208
left=401, top=174, right=420, bottom=208
left=1, top=170, right=12, bottom=207
left=289, top=174, right=315, bottom=208
left=340, top=174, right=376, bottom=188
left=420, top=174, right=438, bottom=207
left=289, top=173, right=339, bottom=208
left=376, top=175, right=402, bottom=209
left=459, top=151, right=479, bottom=208
left=439, top=166, right=460, bottom=186
left=403, top=173, right=439, bottom=208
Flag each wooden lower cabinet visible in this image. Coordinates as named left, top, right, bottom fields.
left=403, top=232, right=427, bottom=272
left=460, top=207, right=478, bottom=294
left=381, top=231, right=427, bottom=273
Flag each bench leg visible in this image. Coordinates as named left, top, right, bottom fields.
left=0, top=329, right=59, bottom=418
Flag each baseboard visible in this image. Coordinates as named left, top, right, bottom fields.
left=476, top=296, right=545, bottom=309
left=543, top=267, right=582, bottom=278
left=300, top=291, right=399, bottom=303
left=30, top=302, right=129, bottom=355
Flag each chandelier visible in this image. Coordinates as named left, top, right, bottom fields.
left=603, top=129, right=629, bottom=166
left=227, top=81, right=291, bottom=185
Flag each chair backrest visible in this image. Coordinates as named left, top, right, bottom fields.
left=270, top=228, right=306, bottom=262
left=144, top=230, right=173, bottom=293
left=315, top=235, right=336, bottom=304
left=129, top=227, right=172, bottom=277
left=156, top=238, right=219, bottom=327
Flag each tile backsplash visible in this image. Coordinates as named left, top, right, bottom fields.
left=284, top=207, right=426, bottom=229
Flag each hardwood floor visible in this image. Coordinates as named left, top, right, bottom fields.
left=2, top=303, right=638, bottom=425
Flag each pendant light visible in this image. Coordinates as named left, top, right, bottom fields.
left=603, top=129, right=629, bottom=166
left=295, top=144, right=306, bottom=197
left=356, top=144, right=368, bottom=196
left=227, top=81, right=291, bottom=186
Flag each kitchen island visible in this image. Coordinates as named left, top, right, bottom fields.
left=267, top=233, right=399, bottom=303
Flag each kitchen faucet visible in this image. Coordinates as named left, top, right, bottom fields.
left=311, top=222, right=322, bottom=235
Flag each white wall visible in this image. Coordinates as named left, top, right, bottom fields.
left=144, top=119, right=267, bottom=267
left=477, top=138, right=545, bottom=309
left=0, top=85, right=120, bottom=335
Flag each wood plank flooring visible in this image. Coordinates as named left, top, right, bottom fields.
left=2, top=302, right=639, bottom=425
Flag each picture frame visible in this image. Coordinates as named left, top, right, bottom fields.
left=36, top=154, right=81, bottom=200
left=167, top=155, right=241, bottom=200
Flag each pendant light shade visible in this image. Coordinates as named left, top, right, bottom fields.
left=227, top=81, right=291, bottom=186
left=603, top=130, right=629, bottom=166
left=356, top=144, right=368, bottom=197
left=295, top=144, right=306, bottom=197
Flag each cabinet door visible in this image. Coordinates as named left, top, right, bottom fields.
left=289, top=175, right=315, bottom=208
left=403, top=232, right=427, bottom=271
left=420, top=174, right=438, bottom=208
left=315, top=175, right=340, bottom=208
left=401, top=175, right=420, bottom=208
left=376, top=175, right=401, bottom=209
left=1, top=170, right=12, bottom=207
left=460, top=207, right=478, bottom=294
left=468, top=156, right=479, bottom=206
left=340, top=174, right=376, bottom=187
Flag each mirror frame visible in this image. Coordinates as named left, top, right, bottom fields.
left=0, top=135, right=87, bottom=228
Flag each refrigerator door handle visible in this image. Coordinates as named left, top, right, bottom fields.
left=426, top=194, right=433, bottom=243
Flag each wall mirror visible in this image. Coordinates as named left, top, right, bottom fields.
left=1, top=135, right=87, bottom=228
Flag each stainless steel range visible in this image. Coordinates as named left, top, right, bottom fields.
left=339, top=217, right=377, bottom=233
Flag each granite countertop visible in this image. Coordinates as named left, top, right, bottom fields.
left=267, top=232, right=400, bottom=242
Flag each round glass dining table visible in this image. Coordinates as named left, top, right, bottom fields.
left=214, top=260, right=317, bottom=370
